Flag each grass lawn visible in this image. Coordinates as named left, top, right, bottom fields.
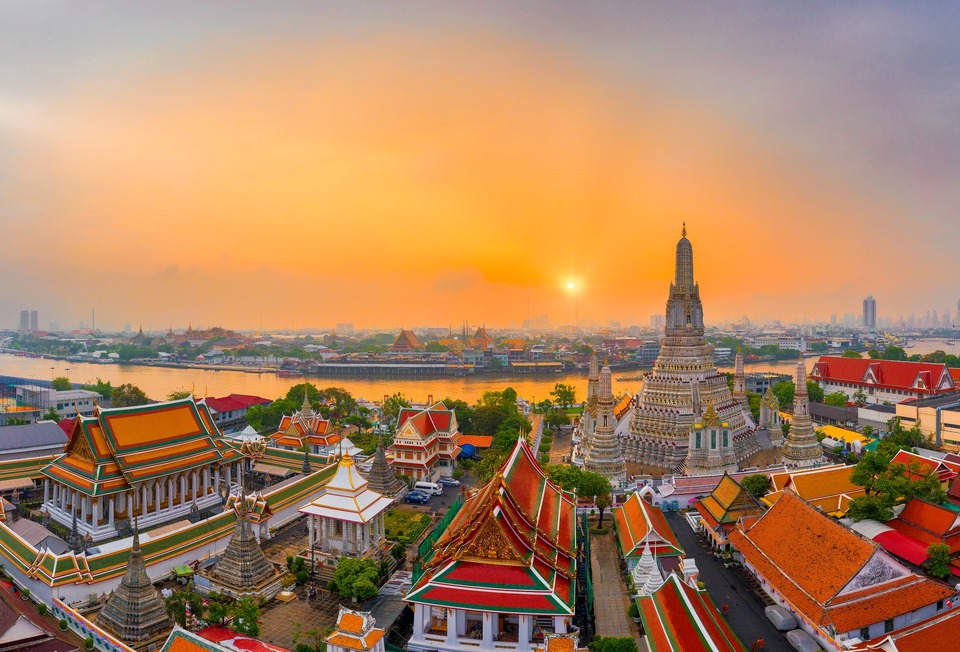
left=384, top=508, right=432, bottom=544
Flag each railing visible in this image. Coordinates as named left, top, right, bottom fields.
left=418, top=494, right=465, bottom=563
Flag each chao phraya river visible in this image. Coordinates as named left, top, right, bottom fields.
left=1, top=338, right=954, bottom=404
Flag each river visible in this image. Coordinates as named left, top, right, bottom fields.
left=1, top=338, right=955, bottom=404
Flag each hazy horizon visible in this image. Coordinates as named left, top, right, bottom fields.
left=3, top=2, right=960, bottom=331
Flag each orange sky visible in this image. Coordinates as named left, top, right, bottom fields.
left=2, top=4, right=959, bottom=331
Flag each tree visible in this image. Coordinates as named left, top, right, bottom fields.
left=164, top=586, right=203, bottom=627
left=51, top=376, right=72, bottom=391
left=847, top=494, right=895, bottom=522
left=841, top=350, right=863, bottom=358
left=232, top=596, right=261, bottom=636
left=925, top=543, right=952, bottom=579
left=824, top=392, right=848, bottom=408
left=80, top=378, right=113, bottom=399
left=473, top=405, right=509, bottom=436
left=41, top=407, right=61, bottom=423
left=741, top=474, right=770, bottom=498
left=550, top=384, right=577, bottom=411
left=807, top=380, right=825, bottom=403
left=111, top=383, right=150, bottom=407
left=852, top=389, right=868, bottom=406
left=167, top=388, right=192, bottom=400
left=204, top=592, right=233, bottom=625
left=476, top=451, right=508, bottom=483
left=772, top=381, right=795, bottom=407
left=577, top=471, right=613, bottom=526
left=381, top=393, right=411, bottom=431
left=545, top=409, right=570, bottom=431
left=863, top=425, right=874, bottom=438
left=333, top=558, right=380, bottom=600
left=588, top=636, right=639, bottom=652
left=546, top=465, right=582, bottom=492
left=868, top=349, right=881, bottom=359
left=882, top=346, right=908, bottom=361
left=425, top=341, right=449, bottom=352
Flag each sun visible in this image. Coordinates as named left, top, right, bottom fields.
left=567, top=282, right=575, bottom=291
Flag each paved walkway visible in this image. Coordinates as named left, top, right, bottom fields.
left=589, top=531, right=646, bottom=650
left=664, top=512, right=789, bottom=650
left=0, top=580, right=85, bottom=649
left=549, top=427, right=572, bottom=465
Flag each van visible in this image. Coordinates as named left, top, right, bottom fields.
left=414, top=481, right=443, bottom=496
left=764, top=605, right=797, bottom=632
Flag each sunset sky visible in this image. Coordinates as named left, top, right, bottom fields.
left=2, top=2, right=959, bottom=331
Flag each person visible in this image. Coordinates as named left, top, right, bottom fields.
left=721, top=603, right=728, bottom=615
left=750, top=642, right=757, bottom=652
left=757, top=638, right=764, bottom=650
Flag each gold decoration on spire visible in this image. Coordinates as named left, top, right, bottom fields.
left=703, top=400, right=720, bottom=427
left=681, top=222, right=687, bottom=237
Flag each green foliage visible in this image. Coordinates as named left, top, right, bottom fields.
left=204, top=592, right=233, bottom=625
left=476, top=451, right=508, bottom=483
left=382, top=392, right=411, bottom=431
left=85, top=637, right=94, bottom=650
left=863, top=425, right=874, bottom=438
left=51, top=376, right=72, bottom=391
left=390, top=543, right=406, bottom=562
left=333, top=558, right=380, bottom=600
left=842, top=349, right=863, bottom=358
left=384, top=508, right=432, bottom=544
left=296, top=570, right=309, bottom=585
left=452, top=468, right=464, bottom=480
left=925, top=543, right=952, bottom=579
left=773, top=380, right=824, bottom=406
left=59, top=619, right=68, bottom=631
left=588, top=636, right=639, bottom=652
left=294, top=556, right=306, bottom=572
left=824, top=392, right=848, bottom=407
left=286, top=554, right=294, bottom=570
left=42, top=407, right=61, bottom=423
left=232, top=596, right=262, bottom=637
left=111, top=383, right=150, bottom=407
left=548, top=466, right=613, bottom=525
left=741, top=474, right=770, bottom=498
left=168, top=388, right=192, bottom=400
left=164, top=586, right=203, bottom=627
left=442, top=397, right=475, bottom=433
left=425, top=341, right=448, bottom=352
left=852, top=389, right=868, bottom=406
left=807, top=380, right=825, bottom=403
left=746, top=391, right=761, bottom=421
left=550, top=383, right=577, bottom=410
left=473, top=405, right=508, bottom=436
left=545, top=409, right=571, bottom=431
left=546, top=464, right=582, bottom=491
left=38, top=602, right=47, bottom=615
left=626, top=601, right=640, bottom=618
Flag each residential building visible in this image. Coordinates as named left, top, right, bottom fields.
left=895, top=395, right=960, bottom=451
left=864, top=295, right=877, bottom=330
left=205, top=394, right=271, bottom=432
left=730, top=492, right=955, bottom=649
left=752, top=335, right=806, bottom=352
left=809, top=357, right=958, bottom=405
left=388, top=402, right=461, bottom=480
left=405, top=438, right=577, bottom=652
left=16, top=386, right=101, bottom=418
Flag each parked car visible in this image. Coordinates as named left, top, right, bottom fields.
left=764, top=605, right=797, bottom=632
left=785, top=629, right=820, bottom=652
left=404, top=491, right=430, bottom=505
left=439, top=477, right=461, bottom=487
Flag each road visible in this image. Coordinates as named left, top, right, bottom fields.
left=664, top=512, right=791, bottom=650
left=590, top=532, right=647, bottom=650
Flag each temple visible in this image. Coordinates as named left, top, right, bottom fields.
left=759, top=386, right=782, bottom=439
left=389, top=329, right=423, bottom=352
left=95, top=522, right=173, bottom=647
left=388, top=402, right=461, bottom=480
left=624, top=227, right=758, bottom=471
left=583, top=364, right=626, bottom=482
left=299, top=452, right=393, bottom=572
left=269, top=394, right=346, bottom=458
left=781, top=357, right=823, bottom=468
left=326, top=607, right=387, bottom=652
left=405, top=438, right=578, bottom=652
left=41, top=397, right=244, bottom=542
left=684, top=402, right=738, bottom=476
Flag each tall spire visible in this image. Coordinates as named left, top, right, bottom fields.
left=96, top=518, right=173, bottom=643
left=781, top=356, right=822, bottom=468
left=211, top=484, right=278, bottom=590
left=674, top=223, right=695, bottom=289
left=733, top=347, right=748, bottom=410
left=584, top=364, right=626, bottom=482
left=367, top=432, right=404, bottom=497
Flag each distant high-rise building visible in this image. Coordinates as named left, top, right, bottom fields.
left=862, top=295, right=877, bottom=330
left=30, top=310, right=38, bottom=331
left=650, top=314, right=665, bottom=329
left=336, top=322, right=354, bottom=334
left=830, top=314, right=837, bottom=326
left=19, top=310, right=29, bottom=331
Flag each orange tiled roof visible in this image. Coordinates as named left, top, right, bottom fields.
left=786, top=465, right=861, bottom=500
left=325, top=631, right=384, bottom=651
left=730, top=492, right=954, bottom=634
left=850, top=608, right=960, bottom=651
left=458, top=435, right=493, bottom=448
left=338, top=612, right=364, bottom=635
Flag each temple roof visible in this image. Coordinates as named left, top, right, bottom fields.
left=325, top=607, right=385, bottom=651
left=729, top=492, right=954, bottom=633
left=810, top=356, right=957, bottom=395
left=405, top=438, right=577, bottom=615
left=695, top=473, right=763, bottom=532
left=637, top=573, right=746, bottom=651
left=271, top=404, right=339, bottom=450
left=395, top=402, right=457, bottom=439
left=613, top=492, right=683, bottom=558
left=42, top=397, right=242, bottom=496
left=299, top=454, right=393, bottom=524
left=389, top=329, right=422, bottom=352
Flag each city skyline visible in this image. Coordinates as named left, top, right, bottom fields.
left=3, top=3, right=960, bottom=330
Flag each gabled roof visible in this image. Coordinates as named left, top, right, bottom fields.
left=324, top=607, right=385, bottom=651
left=810, top=356, right=957, bottom=395
left=729, top=492, right=954, bottom=633
left=613, top=492, right=683, bottom=558
left=695, top=474, right=763, bottom=532
left=406, top=438, right=577, bottom=615
left=298, top=454, right=392, bottom=524
left=887, top=499, right=960, bottom=556
left=389, top=329, right=422, bottom=352
left=891, top=450, right=958, bottom=483
left=395, top=402, right=456, bottom=438
left=0, top=422, right=68, bottom=452
left=198, top=626, right=292, bottom=652
left=772, top=464, right=866, bottom=515
left=42, top=397, right=241, bottom=496
left=849, top=606, right=960, bottom=651
left=637, top=574, right=746, bottom=651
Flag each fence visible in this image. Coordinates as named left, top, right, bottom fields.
left=417, top=495, right=464, bottom=564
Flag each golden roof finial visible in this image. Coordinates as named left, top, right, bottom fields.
left=703, top=400, right=720, bottom=427
left=681, top=222, right=687, bottom=238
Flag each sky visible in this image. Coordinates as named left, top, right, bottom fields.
left=2, top=2, right=960, bottom=332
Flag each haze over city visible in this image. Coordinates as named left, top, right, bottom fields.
left=2, top=2, right=960, bottom=330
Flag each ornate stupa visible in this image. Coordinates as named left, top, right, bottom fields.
left=366, top=434, right=404, bottom=498
left=781, top=357, right=823, bottom=468
left=580, top=354, right=601, bottom=457
left=96, top=522, right=173, bottom=645
left=624, top=225, right=759, bottom=471
left=584, top=364, right=627, bottom=482
left=733, top=347, right=748, bottom=411
left=760, top=386, right=782, bottom=442
left=210, top=478, right=279, bottom=594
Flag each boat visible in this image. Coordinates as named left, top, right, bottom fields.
left=277, top=370, right=303, bottom=378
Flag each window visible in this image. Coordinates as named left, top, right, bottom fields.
left=695, top=432, right=701, bottom=449
left=938, top=600, right=945, bottom=611
left=860, top=627, right=869, bottom=640
left=723, top=431, right=728, bottom=448
left=711, top=431, right=716, bottom=449
left=884, top=619, right=894, bottom=633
